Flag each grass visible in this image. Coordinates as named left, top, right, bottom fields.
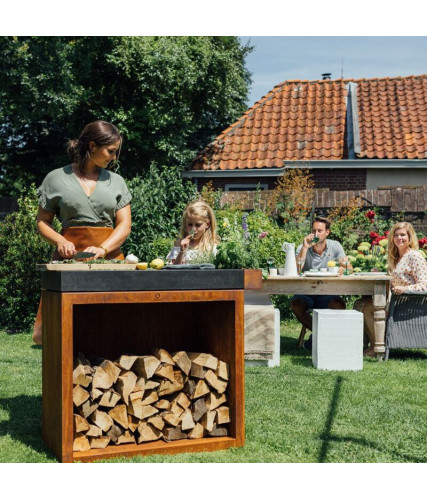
left=0, top=321, right=426, bottom=463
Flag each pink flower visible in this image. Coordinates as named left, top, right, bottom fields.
left=258, top=231, right=269, bottom=239
left=365, top=210, right=375, bottom=220
left=370, top=231, right=379, bottom=240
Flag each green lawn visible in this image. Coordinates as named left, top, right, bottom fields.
left=0, top=321, right=426, bottom=463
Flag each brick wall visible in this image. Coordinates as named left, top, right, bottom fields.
left=312, top=169, right=367, bottom=190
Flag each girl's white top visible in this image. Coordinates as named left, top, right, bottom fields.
left=392, top=249, right=427, bottom=292
left=166, top=245, right=217, bottom=264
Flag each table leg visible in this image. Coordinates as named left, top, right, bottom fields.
left=373, top=282, right=387, bottom=360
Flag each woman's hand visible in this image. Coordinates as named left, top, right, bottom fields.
left=57, top=238, right=76, bottom=259
left=392, top=285, right=407, bottom=295
left=83, top=246, right=108, bottom=259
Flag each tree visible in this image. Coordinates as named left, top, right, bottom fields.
left=0, top=36, right=252, bottom=195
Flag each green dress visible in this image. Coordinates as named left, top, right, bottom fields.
left=37, top=165, right=132, bottom=227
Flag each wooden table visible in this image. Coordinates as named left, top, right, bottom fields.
left=262, top=274, right=392, bottom=358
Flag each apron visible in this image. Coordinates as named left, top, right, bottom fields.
left=52, top=226, right=124, bottom=260
left=34, top=226, right=124, bottom=335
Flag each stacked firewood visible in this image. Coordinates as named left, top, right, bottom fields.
left=73, top=349, right=230, bottom=451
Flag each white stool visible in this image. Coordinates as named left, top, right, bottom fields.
left=312, top=309, right=363, bottom=371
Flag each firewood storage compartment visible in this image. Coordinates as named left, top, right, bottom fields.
left=40, top=269, right=249, bottom=463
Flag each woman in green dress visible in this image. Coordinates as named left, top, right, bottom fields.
left=33, top=120, right=132, bottom=344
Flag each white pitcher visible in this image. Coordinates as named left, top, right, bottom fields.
left=281, top=242, right=299, bottom=277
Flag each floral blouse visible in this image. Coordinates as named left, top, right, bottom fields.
left=392, top=250, right=427, bottom=292
left=166, top=245, right=217, bottom=264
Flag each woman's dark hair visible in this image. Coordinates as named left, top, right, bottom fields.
left=67, top=121, right=122, bottom=173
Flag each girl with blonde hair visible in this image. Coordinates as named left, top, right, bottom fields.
left=167, top=200, right=219, bottom=264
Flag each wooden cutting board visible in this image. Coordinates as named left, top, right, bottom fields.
left=37, top=263, right=137, bottom=271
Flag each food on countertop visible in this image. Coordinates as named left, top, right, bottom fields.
left=125, top=254, right=139, bottom=264
left=150, top=258, right=165, bottom=270
left=136, top=262, right=148, bottom=270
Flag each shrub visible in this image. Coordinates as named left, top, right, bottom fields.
left=0, top=185, right=59, bottom=331
left=123, top=163, right=198, bottom=261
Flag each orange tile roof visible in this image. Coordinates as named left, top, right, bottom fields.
left=190, top=75, right=427, bottom=170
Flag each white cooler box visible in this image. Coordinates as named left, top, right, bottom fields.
left=312, top=309, right=363, bottom=371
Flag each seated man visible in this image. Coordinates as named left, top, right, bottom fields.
left=290, top=216, right=352, bottom=349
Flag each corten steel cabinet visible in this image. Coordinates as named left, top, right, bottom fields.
left=41, top=269, right=260, bottom=463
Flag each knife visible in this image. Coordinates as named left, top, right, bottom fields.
left=74, top=251, right=96, bottom=260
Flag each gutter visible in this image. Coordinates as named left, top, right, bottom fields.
left=182, top=159, right=427, bottom=178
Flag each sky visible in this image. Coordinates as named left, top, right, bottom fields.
left=239, top=36, right=427, bottom=107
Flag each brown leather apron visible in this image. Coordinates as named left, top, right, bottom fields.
left=52, top=226, right=124, bottom=260
left=34, top=227, right=124, bottom=338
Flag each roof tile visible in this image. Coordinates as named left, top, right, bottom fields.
left=190, top=75, right=427, bottom=170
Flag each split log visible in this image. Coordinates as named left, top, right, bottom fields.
left=90, top=410, right=113, bottom=432
left=184, top=379, right=196, bottom=399
left=90, top=388, right=104, bottom=400
left=209, top=425, right=229, bottom=437
left=73, top=385, right=90, bottom=407
left=153, top=348, right=175, bottom=365
left=128, top=400, right=159, bottom=419
left=216, top=406, right=231, bottom=425
left=200, top=410, right=216, bottom=432
left=188, top=422, right=204, bottom=439
left=192, top=398, right=208, bottom=422
left=139, top=405, right=159, bottom=420
left=145, top=380, right=160, bottom=390
left=141, top=389, right=159, bottom=406
left=133, top=377, right=146, bottom=392
left=100, top=359, right=121, bottom=384
left=180, top=409, right=196, bottom=431
left=162, top=411, right=181, bottom=427
left=128, top=415, right=140, bottom=433
left=205, top=392, right=227, bottom=411
left=155, top=399, right=171, bottom=410
left=73, top=363, right=92, bottom=387
left=107, top=424, right=124, bottom=443
left=129, top=390, right=144, bottom=403
left=115, top=370, right=137, bottom=405
left=99, top=389, right=121, bottom=408
left=133, top=355, right=161, bottom=379
left=117, top=430, right=136, bottom=445
left=137, top=422, right=162, bottom=443
left=92, top=366, right=114, bottom=390
left=148, top=415, right=165, bottom=431
left=74, top=414, right=90, bottom=433
left=204, top=370, right=227, bottom=394
left=155, top=364, right=175, bottom=382
left=79, top=399, right=99, bottom=419
left=108, top=404, right=129, bottom=429
left=216, top=360, right=229, bottom=381
left=86, top=424, right=103, bottom=437
left=173, top=392, right=191, bottom=410
left=116, top=354, right=137, bottom=371
left=73, top=434, right=91, bottom=452
left=190, top=363, right=207, bottom=379
left=187, top=352, right=218, bottom=371
left=90, top=436, right=111, bottom=449
left=170, top=401, right=184, bottom=417
left=163, top=426, right=187, bottom=441
left=158, top=370, right=185, bottom=397
left=172, top=351, right=191, bottom=375
left=127, top=399, right=145, bottom=420
left=192, top=380, right=210, bottom=399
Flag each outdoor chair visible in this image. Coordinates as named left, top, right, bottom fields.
left=385, top=291, right=427, bottom=361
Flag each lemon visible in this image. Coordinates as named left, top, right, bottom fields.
left=150, top=258, right=165, bottom=270
left=327, top=260, right=336, bottom=267
left=136, top=262, right=148, bottom=270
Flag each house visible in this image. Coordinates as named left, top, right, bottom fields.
left=183, top=75, right=427, bottom=192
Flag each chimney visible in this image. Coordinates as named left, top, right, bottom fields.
left=322, top=73, right=332, bottom=80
